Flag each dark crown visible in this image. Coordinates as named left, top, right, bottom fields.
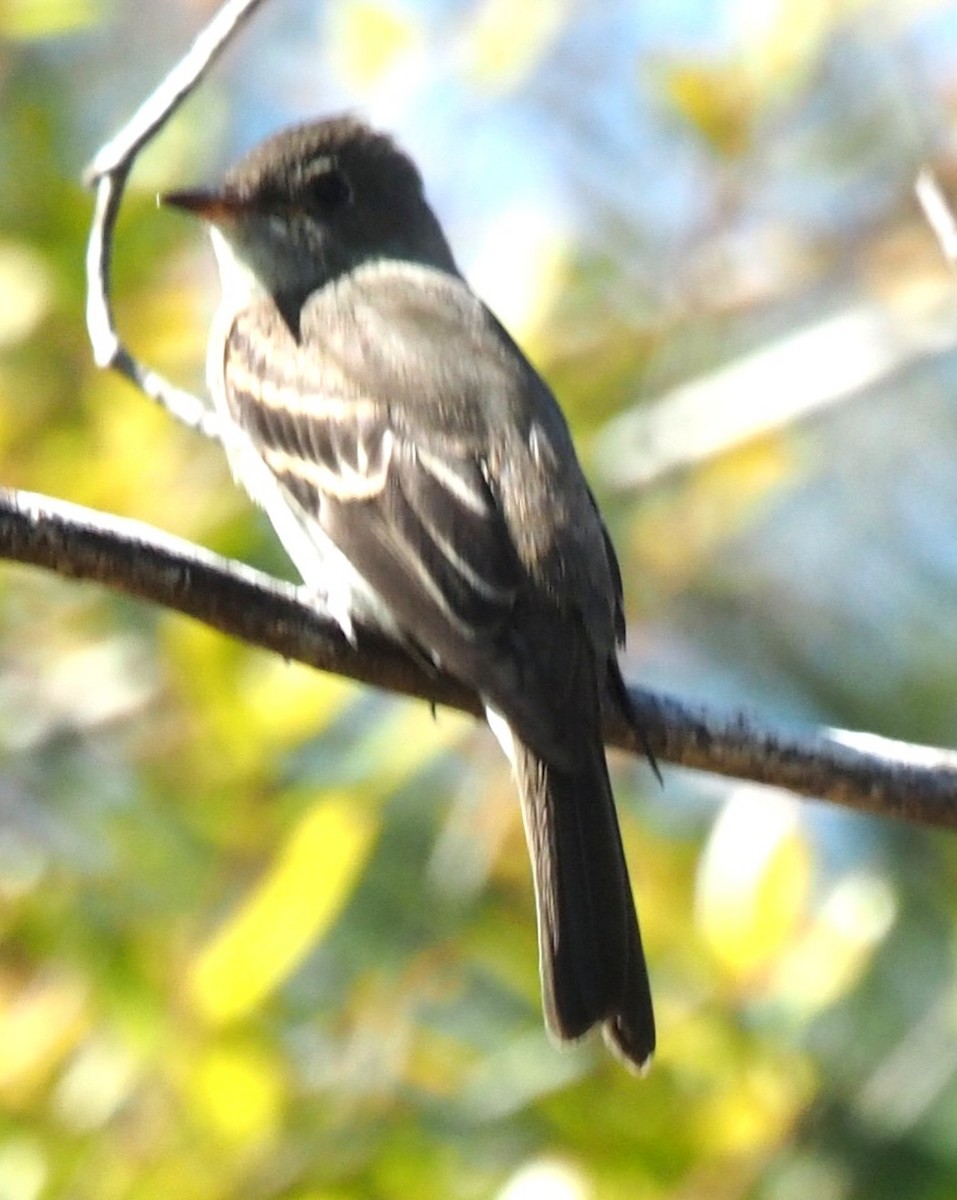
left=223, top=115, right=424, bottom=201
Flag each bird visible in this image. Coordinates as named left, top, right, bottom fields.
left=163, top=114, right=656, bottom=1069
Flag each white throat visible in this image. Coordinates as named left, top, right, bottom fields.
left=209, top=225, right=269, bottom=308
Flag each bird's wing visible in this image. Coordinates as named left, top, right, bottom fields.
left=217, top=262, right=622, bottom=762
left=219, top=264, right=611, bottom=749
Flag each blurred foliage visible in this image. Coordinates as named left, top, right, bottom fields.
left=2, top=0, right=957, bottom=1197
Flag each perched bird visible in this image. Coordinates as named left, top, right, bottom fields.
left=164, top=115, right=655, bottom=1069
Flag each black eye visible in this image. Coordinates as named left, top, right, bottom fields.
left=307, top=168, right=353, bottom=215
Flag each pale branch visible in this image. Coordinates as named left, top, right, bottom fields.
left=2, top=486, right=955, bottom=829
left=917, top=168, right=957, bottom=271
left=83, top=0, right=268, bottom=436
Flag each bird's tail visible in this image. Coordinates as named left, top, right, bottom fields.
left=513, top=732, right=655, bottom=1071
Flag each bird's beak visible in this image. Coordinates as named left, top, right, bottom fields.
left=161, top=187, right=242, bottom=223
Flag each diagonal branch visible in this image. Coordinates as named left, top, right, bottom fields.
left=2, top=487, right=955, bottom=829
left=83, top=0, right=269, bottom=436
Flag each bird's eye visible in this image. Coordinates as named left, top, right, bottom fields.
left=307, top=168, right=353, bottom=215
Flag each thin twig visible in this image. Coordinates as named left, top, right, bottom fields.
left=83, top=0, right=269, bottom=434
left=2, top=487, right=955, bottom=829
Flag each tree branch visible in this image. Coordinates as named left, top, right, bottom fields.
left=83, top=0, right=268, bottom=435
left=2, top=487, right=955, bottom=829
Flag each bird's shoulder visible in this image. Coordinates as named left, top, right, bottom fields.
left=300, top=260, right=535, bottom=445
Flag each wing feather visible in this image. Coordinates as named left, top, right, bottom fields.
left=217, top=261, right=622, bottom=763
left=222, top=287, right=522, bottom=645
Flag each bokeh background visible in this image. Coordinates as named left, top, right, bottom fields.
left=3, top=0, right=957, bottom=1196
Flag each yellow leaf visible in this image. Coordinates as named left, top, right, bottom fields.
left=633, top=434, right=793, bottom=586
left=188, top=794, right=377, bottom=1025
left=771, top=871, right=897, bottom=1016
left=659, top=62, right=755, bottom=157
left=660, top=0, right=839, bottom=156
left=0, top=242, right=53, bottom=348
left=0, top=0, right=101, bottom=39
left=733, top=0, right=834, bottom=89
left=185, top=1040, right=284, bottom=1146
left=696, top=787, right=811, bottom=986
left=332, top=0, right=420, bottom=86
left=692, top=1055, right=815, bottom=1155
left=464, top=0, right=570, bottom=94
left=0, top=971, right=89, bottom=1098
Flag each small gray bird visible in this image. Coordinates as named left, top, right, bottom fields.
left=164, top=116, right=655, bottom=1070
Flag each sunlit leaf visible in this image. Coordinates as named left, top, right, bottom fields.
left=0, top=242, right=53, bottom=347
left=771, top=872, right=898, bottom=1016
left=690, top=1053, right=815, bottom=1155
left=496, top=1157, right=591, bottom=1200
left=733, top=0, right=835, bottom=89
left=463, top=0, right=570, bottom=94
left=696, top=787, right=811, bottom=986
left=331, top=0, right=421, bottom=87
left=185, top=1039, right=285, bottom=1146
left=657, top=61, right=756, bottom=158
left=188, top=794, right=378, bottom=1025
left=0, top=970, right=89, bottom=1098
left=631, top=435, right=794, bottom=586
left=657, top=0, right=838, bottom=155
left=0, top=1138, right=47, bottom=1200
left=0, top=0, right=101, bottom=39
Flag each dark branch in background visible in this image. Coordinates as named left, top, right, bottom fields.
left=3, top=488, right=956, bottom=829
left=67, top=0, right=957, bottom=829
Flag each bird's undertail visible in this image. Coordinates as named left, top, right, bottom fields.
left=513, top=733, right=655, bottom=1071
